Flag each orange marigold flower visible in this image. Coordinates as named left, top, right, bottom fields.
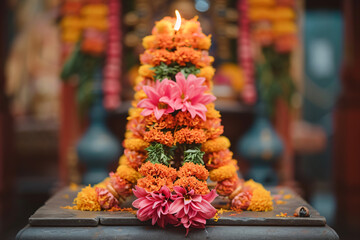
left=203, top=118, right=224, bottom=140
left=137, top=175, right=167, bottom=192
left=138, top=162, right=177, bottom=181
left=144, top=114, right=177, bottom=130
left=174, top=33, right=197, bottom=48
left=197, top=66, right=215, bottom=88
left=142, top=35, right=156, bottom=49
left=174, top=176, right=209, bottom=195
left=134, top=90, right=147, bottom=101
left=174, top=127, right=207, bottom=144
left=201, top=136, right=231, bottom=152
left=124, top=149, right=147, bottom=170
left=182, top=19, right=201, bottom=34
left=173, top=47, right=202, bottom=66
left=152, top=17, right=175, bottom=35
left=196, top=34, right=212, bottom=50
left=178, top=162, right=209, bottom=181
left=116, top=165, right=142, bottom=183
left=118, top=155, right=128, bottom=166
left=127, top=107, right=143, bottom=121
left=138, top=64, right=155, bottom=79
left=206, top=103, right=221, bottom=119
left=216, top=175, right=241, bottom=196
left=149, top=49, right=173, bottom=65
left=73, top=185, right=101, bottom=211
left=209, top=164, right=237, bottom=182
left=176, top=111, right=204, bottom=127
left=123, top=138, right=149, bottom=151
left=204, top=149, right=233, bottom=170
left=144, top=129, right=174, bottom=146
left=156, top=34, right=175, bottom=49
left=247, top=187, right=273, bottom=212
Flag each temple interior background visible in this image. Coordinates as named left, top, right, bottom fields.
left=0, top=0, right=359, bottom=239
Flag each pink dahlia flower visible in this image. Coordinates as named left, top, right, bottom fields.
left=132, top=185, right=178, bottom=228
left=137, top=79, right=179, bottom=120
left=173, top=72, right=216, bottom=121
left=169, top=186, right=218, bottom=235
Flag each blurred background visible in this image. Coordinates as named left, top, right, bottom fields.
left=0, top=0, right=359, bottom=239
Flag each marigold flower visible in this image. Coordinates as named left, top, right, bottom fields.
left=127, top=107, right=142, bottom=121
left=216, top=175, right=240, bottom=196
left=152, top=18, right=175, bottom=35
left=148, top=49, right=173, bottom=65
left=209, top=164, right=237, bottom=182
left=156, top=34, right=175, bottom=49
left=182, top=20, right=201, bottom=34
left=231, top=191, right=253, bottom=211
left=197, top=66, right=215, bottom=85
left=95, top=187, right=119, bottom=210
left=144, top=129, right=174, bottom=146
left=116, top=165, right=142, bottom=183
left=205, top=103, right=221, bottom=119
left=272, top=20, right=297, bottom=36
left=124, top=149, right=147, bottom=170
left=201, top=136, right=231, bottom=152
left=173, top=176, right=209, bottom=195
left=174, top=127, right=207, bottom=144
left=178, top=162, right=209, bottom=181
left=126, top=118, right=146, bottom=139
left=142, top=35, right=156, bottom=49
left=176, top=111, right=204, bottom=127
left=138, top=64, right=155, bottom=79
left=173, top=47, right=201, bottom=66
left=118, top=155, right=128, bottom=166
left=73, top=185, right=101, bottom=211
left=138, top=162, right=178, bottom=181
left=137, top=175, right=169, bottom=192
left=123, top=138, right=149, bottom=151
left=109, top=172, right=133, bottom=198
left=203, top=118, right=224, bottom=140
left=134, top=90, right=147, bottom=101
left=197, top=34, right=212, bottom=50
left=247, top=188, right=273, bottom=211
left=144, top=113, right=177, bottom=130
left=173, top=33, right=197, bottom=48
left=272, top=7, right=295, bottom=21
left=204, top=149, right=233, bottom=169
left=81, top=4, right=108, bottom=18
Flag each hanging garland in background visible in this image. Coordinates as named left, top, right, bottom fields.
left=60, top=0, right=122, bottom=113
left=239, top=0, right=297, bottom=114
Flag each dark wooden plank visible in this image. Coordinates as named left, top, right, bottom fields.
left=17, top=224, right=339, bottom=240
left=29, top=186, right=326, bottom=227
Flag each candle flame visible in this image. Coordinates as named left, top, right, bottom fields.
left=174, top=10, right=181, bottom=31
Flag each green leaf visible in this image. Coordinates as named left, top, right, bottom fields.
left=183, top=147, right=205, bottom=165
left=152, top=62, right=200, bottom=81
left=145, top=143, right=176, bottom=166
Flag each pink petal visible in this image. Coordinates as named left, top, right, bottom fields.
left=203, top=189, right=218, bottom=202
left=168, top=198, right=184, bottom=214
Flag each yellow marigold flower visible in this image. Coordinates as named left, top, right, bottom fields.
left=60, top=16, right=83, bottom=29
left=272, top=7, right=295, bottom=21
left=127, top=107, right=142, bottom=120
left=209, top=164, right=236, bottom=182
left=124, top=131, right=134, bottom=139
left=154, top=19, right=174, bottom=35
left=197, top=35, right=212, bottom=50
left=116, top=165, right=141, bottom=183
left=201, top=136, right=230, bottom=152
left=206, top=103, right=221, bottom=119
left=197, top=66, right=215, bottom=82
left=247, top=188, right=273, bottom=212
left=73, top=185, right=101, bottom=211
left=118, top=155, right=128, bottom=166
left=134, top=76, right=144, bottom=86
left=123, top=138, right=149, bottom=151
left=249, top=7, right=274, bottom=21
left=61, top=29, right=81, bottom=43
left=134, top=90, right=147, bottom=101
left=138, top=64, right=155, bottom=79
left=244, top=179, right=263, bottom=189
left=182, top=20, right=200, bottom=34
left=82, top=17, right=108, bottom=31
left=142, top=35, right=156, bottom=49
left=81, top=4, right=108, bottom=18
left=273, top=21, right=297, bottom=36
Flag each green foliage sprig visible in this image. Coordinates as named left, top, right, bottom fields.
left=152, top=62, right=200, bottom=81
left=183, top=146, right=205, bottom=165
left=145, top=143, right=176, bottom=166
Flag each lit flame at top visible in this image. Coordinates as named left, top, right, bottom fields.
left=174, top=10, right=181, bottom=31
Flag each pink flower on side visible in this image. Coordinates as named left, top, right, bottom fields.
left=173, top=72, right=216, bottom=121
left=169, top=186, right=218, bottom=236
left=95, top=187, right=119, bottom=210
left=231, top=191, right=253, bottom=211
left=137, top=79, right=179, bottom=120
left=132, top=185, right=178, bottom=228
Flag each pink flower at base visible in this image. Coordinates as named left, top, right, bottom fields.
left=231, top=191, right=253, bottom=211
left=173, top=72, right=216, bottom=121
left=169, top=186, right=218, bottom=236
left=132, top=185, right=178, bottom=228
left=137, top=79, right=179, bottom=120
left=95, top=187, right=119, bottom=210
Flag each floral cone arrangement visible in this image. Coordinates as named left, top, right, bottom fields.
left=69, top=15, right=273, bottom=235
